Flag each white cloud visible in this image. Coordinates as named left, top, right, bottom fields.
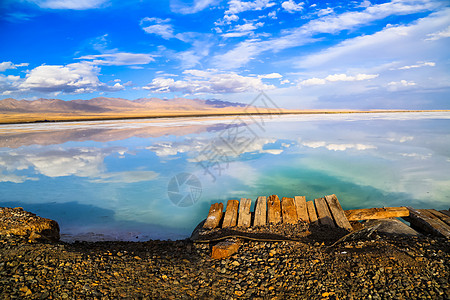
left=281, top=0, right=304, bottom=13
left=425, top=25, right=450, bottom=41
left=398, top=61, right=435, bottom=69
left=280, top=79, right=290, bottom=84
left=258, top=73, right=282, bottom=79
left=29, top=0, right=108, bottom=10
left=77, top=52, right=154, bottom=66
left=13, top=62, right=123, bottom=94
left=222, top=21, right=265, bottom=38
left=143, top=69, right=275, bottom=94
left=302, top=141, right=376, bottom=151
left=140, top=17, right=176, bottom=40
left=214, top=0, right=442, bottom=68
left=226, top=0, right=275, bottom=15
left=0, top=62, right=29, bottom=72
left=317, top=7, right=333, bottom=16
left=170, top=0, right=218, bottom=14
left=219, top=0, right=276, bottom=24
left=299, top=73, right=378, bottom=86
left=388, top=80, right=416, bottom=86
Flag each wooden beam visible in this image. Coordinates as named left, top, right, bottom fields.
left=439, top=210, right=450, bottom=217
left=407, top=207, right=450, bottom=238
left=237, top=198, right=252, bottom=228
left=281, top=197, right=298, bottom=224
left=267, top=195, right=281, bottom=224
left=306, top=201, right=318, bottom=225
left=211, top=239, right=241, bottom=259
left=314, top=198, right=335, bottom=227
left=253, top=196, right=267, bottom=226
left=345, top=207, right=409, bottom=221
left=203, top=202, right=223, bottom=229
left=222, top=200, right=239, bottom=228
left=324, top=194, right=352, bottom=231
left=294, top=196, right=309, bottom=223
left=427, top=209, right=450, bottom=226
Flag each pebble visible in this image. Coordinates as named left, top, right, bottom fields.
left=0, top=233, right=448, bottom=299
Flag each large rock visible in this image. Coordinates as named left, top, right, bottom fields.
left=0, top=207, right=60, bottom=241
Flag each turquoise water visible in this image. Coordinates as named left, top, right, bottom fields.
left=0, top=113, right=449, bottom=241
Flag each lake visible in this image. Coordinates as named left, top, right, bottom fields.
left=1, top=112, right=449, bottom=242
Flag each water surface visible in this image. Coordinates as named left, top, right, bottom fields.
left=0, top=113, right=449, bottom=241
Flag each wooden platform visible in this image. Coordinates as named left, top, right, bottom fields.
left=199, top=195, right=450, bottom=240
left=202, top=194, right=354, bottom=231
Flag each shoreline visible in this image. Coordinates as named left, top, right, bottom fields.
left=1, top=109, right=449, bottom=125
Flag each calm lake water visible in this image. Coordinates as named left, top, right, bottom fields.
left=1, top=113, right=449, bottom=241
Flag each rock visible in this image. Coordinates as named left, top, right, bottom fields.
left=0, top=207, right=60, bottom=241
left=362, top=219, right=421, bottom=236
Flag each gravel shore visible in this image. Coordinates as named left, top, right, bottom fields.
left=0, top=230, right=448, bottom=299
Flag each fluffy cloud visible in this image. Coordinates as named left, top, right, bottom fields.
left=398, top=62, right=435, bottom=70
left=258, top=73, right=282, bottom=79
left=143, top=69, right=275, bottom=94
left=0, top=62, right=124, bottom=95
left=281, top=0, right=304, bottom=13
left=222, top=21, right=265, bottom=38
left=220, top=0, right=276, bottom=24
left=425, top=25, right=450, bottom=41
left=77, top=52, right=154, bottom=66
left=28, top=0, right=109, bottom=10
left=0, top=62, right=29, bottom=72
left=170, top=0, right=218, bottom=14
left=140, top=18, right=176, bottom=40
left=302, top=141, right=376, bottom=151
left=299, top=73, right=378, bottom=86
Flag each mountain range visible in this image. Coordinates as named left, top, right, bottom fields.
left=0, top=97, right=247, bottom=113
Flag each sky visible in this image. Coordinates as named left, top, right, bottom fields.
left=0, top=0, right=449, bottom=109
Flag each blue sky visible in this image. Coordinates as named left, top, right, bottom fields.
left=0, top=0, right=449, bottom=109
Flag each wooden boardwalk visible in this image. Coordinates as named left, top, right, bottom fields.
left=201, top=194, right=450, bottom=259
left=202, top=194, right=450, bottom=238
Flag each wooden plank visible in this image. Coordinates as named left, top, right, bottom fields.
left=267, top=195, right=281, bottom=224
left=427, top=209, right=450, bottom=226
left=407, top=207, right=450, bottom=238
left=211, top=239, right=241, bottom=259
left=439, top=210, right=450, bottom=217
left=306, top=201, right=318, bottom=225
left=314, top=197, right=335, bottom=227
left=294, top=196, right=309, bottom=223
left=281, top=197, right=298, bottom=224
left=203, top=202, right=224, bottom=229
left=253, top=196, right=267, bottom=226
left=345, top=207, right=409, bottom=221
left=237, top=198, right=252, bottom=228
left=222, top=200, right=239, bottom=228
left=324, top=194, right=352, bottom=231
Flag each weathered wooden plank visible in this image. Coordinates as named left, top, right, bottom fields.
left=267, top=195, right=281, bottom=224
left=253, top=196, right=267, bottom=226
left=407, top=207, right=450, bottom=238
left=237, top=198, right=252, bottom=228
left=324, top=194, right=352, bottom=231
left=281, top=197, right=298, bottom=224
left=427, top=209, right=450, bottom=226
left=345, top=207, right=409, bottom=221
left=211, top=239, right=241, bottom=259
left=439, top=210, right=450, bottom=217
left=294, top=196, right=309, bottom=223
left=306, top=201, right=318, bottom=225
left=314, top=197, right=335, bottom=227
left=203, top=202, right=224, bottom=229
left=222, top=200, right=239, bottom=228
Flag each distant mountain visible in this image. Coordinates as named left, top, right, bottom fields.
left=0, top=97, right=248, bottom=114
